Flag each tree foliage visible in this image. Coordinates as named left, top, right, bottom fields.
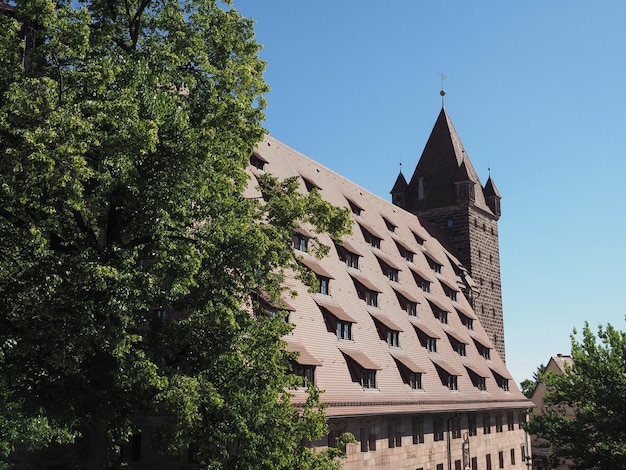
left=526, top=322, right=626, bottom=470
left=0, top=0, right=351, bottom=468
left=519, top=363, right=545, bottom=398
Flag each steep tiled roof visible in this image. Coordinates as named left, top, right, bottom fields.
left=249, top=136, right=530, bottom=416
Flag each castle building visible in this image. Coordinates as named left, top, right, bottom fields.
left=247, top=106, right=532, bottom=469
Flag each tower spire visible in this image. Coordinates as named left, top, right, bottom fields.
left=439, top=72, right=447, bottom=108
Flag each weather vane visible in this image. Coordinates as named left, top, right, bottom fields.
left=439, top=72, right=447, bottom=107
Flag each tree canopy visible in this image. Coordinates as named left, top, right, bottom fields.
left=0, top=0, right=351, bottom=468
left=526, top=322, right=626, bottom=470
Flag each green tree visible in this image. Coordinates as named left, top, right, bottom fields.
left=0, top=0, right=351, bottom=468
left=526, top=322, right=626, bottom=469
left=519, top=363, right=545, bottom=398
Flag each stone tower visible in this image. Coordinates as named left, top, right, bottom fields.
left=391, top=108, right=506, bottom=361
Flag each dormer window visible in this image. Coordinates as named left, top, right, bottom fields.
left=466, top=367, right=487, bottom=391
left=414, top=325, right=439, bottom=352
left=294, top=233, right=308, bottom=252
left=337, top=320, right=352, bottom=340
left=349, top=272, right=382, bottom=308
left=293, top=364, right=316, bottom=388
left=391, top=353, right=425, bottom=391
left=413, top=232, right=425, bottom=245
left=318, top=276, right=330, bottom=295
left=335, top=240, right=361, bottom=270
left=340, top=348, right=381, bottom=390
left=346, top=252, right=359, bottom=268
left=315, top=297, right=356, bottom=341
left=394, top=288, right=419, bottom=317
left=367, top=233, right=381, bottom=249
left=492, top=370, right=510, bottom=392
left=387, top=267, right=399, bottom=282
left=361, top=369, right=377, bottom=389
left=474, top=340, right=491, bottom=360
left=250, top=153, right=267, bottom=170
left=414, top=274, right=430, bottom=293
left=443, top=285, right=457, bottom=301
left=433, top=307, right=448, bottom=324
left=346, top=198, right=363, bottom=216
left=432, top=359, right=460, bottom=391
left=426, top=255, right=441, bottom=273
left=301, top=176, right=320, bottom=192
left=387, top=330, right=400, bottom=347
left=459, top=313, right=474, bottom=330
left=365, top=290, right=378, bottom=307
left=383, top=218, right=396, bottom=233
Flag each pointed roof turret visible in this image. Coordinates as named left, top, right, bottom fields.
left=390, top=171, right=408, bottom=209
left=390, top=171, right=408, bottom=194
left=483, top=175, right=501, bottom=218
left=405, top=108, right=492, bottom=215
left=483, top=175, right=501, bottom=198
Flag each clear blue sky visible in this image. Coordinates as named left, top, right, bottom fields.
left=236, top=1, right=626, bottom=385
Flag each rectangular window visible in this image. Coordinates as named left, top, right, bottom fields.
left=412, top=417, right=424, bottom=444
left=483, top=414, right=491, bottom=434
left=361, top=369, right=376, bottom=389
left=407, top=301, right=417, bottom=316
left=507, top=413, right=515, bottom=431
left=477, top=376, right=487, bottom=391
left=293, top=364, right=315, bottom=387
left=486, top=454, right=492, bottom=470
left=295, top=234, right=308, bottom=252
left=387, top=423, right=401, bottom=448
left=436, top=465, right=443, bottom=470
left=360, top=428, right=368, bottom=452
left=496, top=414, right=503, bottom=433
left=387, top=330, right=400, bottom=347
left=498, top=451, right=504, bottom=468
left=368, top=234, right=381, bottom=249
left=365, top=290, right=378, bottom=307
left=454, top=460, right=462, bottom=470
left=443, top=286, right=457, bottom=301
left=433, top=418, right=444, bottom=442
left=511, top=448, right=516, bottom=465
left=410, top=372, right=422, bottom=390
left=456, top=342, right=466, bottom=356
left=462, top=316, right=474, bottom=330
left=471, top=457, right=478, bottom=470
left=447, top=375, right=458, bottom=391
left=451, top=418, right=461, bottom=439
left=384, top=219, right=396, bottom=233
left=426, top=337, right=437, bottom=353
left=336, top=321, right=352, bottom=340
left=318, top=276, right=330, bottom=295
left=481, top=347, right=491, bottom=360
left=521, top=445, right=526, bottom=461
left=403, top=250, right=414, bottom=263
left=468, top=414, right=477, bottom=436
left=346, top=252, right=359, bottom=269
left=388, top=268, right=399, bottom=282
left=427, top=256, right=441, bottom=273
left=434, top=309, right=448, bottom=324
